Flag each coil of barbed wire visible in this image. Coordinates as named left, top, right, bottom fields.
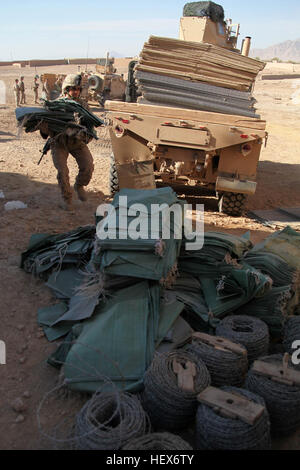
left=196, top=386, right=271, bottom=450
left=74, top=391, right=150, bottom=450
left=245, top=354, right=300, bottom=436
left=141, top=350, right=211, bottom=431
left=216, top=315, right=269, bottom=364
left=122, top=432, right=193, bottom=450
left=283, top=317, right=300, bottom=356
left=184, top=336, right=248, bottom=387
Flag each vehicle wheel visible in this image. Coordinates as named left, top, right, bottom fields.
left=88, top=75, right=103, bottom=93
left=109, top=153, right=119, bottom=197
left=217, top=192, right=247, bottom=216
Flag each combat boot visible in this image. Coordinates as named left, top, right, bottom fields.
left=74, top=183, right=88, bottom=202
left=59, top=198, right=74, bottom=211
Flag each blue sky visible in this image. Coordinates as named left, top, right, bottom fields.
left=1, top=0, right=300, bottom=60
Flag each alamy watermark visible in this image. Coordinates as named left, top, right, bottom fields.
left=0, top=340, right=6, bottom=365
left=96, top=197, right=204, bottom=251
left=291, top=341, right=300, bottom=366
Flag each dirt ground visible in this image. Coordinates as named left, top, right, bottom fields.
left=1, top=62, right=300, bottom=450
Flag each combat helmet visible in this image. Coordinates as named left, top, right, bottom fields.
left=62, top=74, right=82, bottom=94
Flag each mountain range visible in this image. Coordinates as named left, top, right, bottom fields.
left=250, top=39, right=300, bottom=62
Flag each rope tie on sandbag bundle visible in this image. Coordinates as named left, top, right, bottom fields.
left=74, top=391, right=150, bottom=450
left=245, top=354, right=300, bottom=436
left=75, top=269, right=107, bottom=300
left=141, top=350, right=211, bottom=431
left=160, top=262, right=179, bottom=289
left=196, top=386, right=271, bottom=450
left=216, top=315, right=269, bottom=364
left=122, top=432, right=193, bottom=450
left=183, top=332, right=248, bottom=387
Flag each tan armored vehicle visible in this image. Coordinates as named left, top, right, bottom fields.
left=88, top=55, right=126, bottom=106
left=105, top=2, right=267, bottom=216
left=40, top=73, right=66, bottom=100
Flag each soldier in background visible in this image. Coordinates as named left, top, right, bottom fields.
left=33, top=75, right=39, bottom=104
left=14, top=79, right=20, bottom=107
left=19, top=76, right=26, bottom=104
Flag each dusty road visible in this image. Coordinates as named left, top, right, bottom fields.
left=0, top=62, right=300, bottom=449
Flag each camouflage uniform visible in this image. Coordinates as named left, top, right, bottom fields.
left=43, top=75, right=94, bottom=209
left=33, top=78, right=39, bottom=104
left=20, top=78, right=26, bottom=104
left=50, top=131, right=94, bottom=206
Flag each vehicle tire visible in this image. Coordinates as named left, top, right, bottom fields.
left=217, top=192, right=247, bottom=216
left=109, top=153, right=119, bottom=197
left=88, top=75, right=103, bottom=93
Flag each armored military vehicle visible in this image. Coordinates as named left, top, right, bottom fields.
left=105, top=2, right=267, bottom=216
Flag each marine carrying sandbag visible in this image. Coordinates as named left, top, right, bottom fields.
left=183, top=1, right=225, bottom=23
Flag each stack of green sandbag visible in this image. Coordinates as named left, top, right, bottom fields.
left=248, top=226, right=300, bottom=305
left=237, top=226, right=300, bottom=337
left=21, top=194, right=300, bottom=393
left=199, top=265, right=272, bottom=328
left=179, top=231, right=252, bottom=278
left=175, top=227, right=299, bottom=337
left=177, top=231, right=287, bottom=332
left=94, top=188, right=184, bottom=283
left=21, top=187, right=186, bottom=393
left=60, top=282, right=184, bottom=393
left=21, top=225, right=96, bottom=278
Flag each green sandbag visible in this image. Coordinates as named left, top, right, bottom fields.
left=183, top=1, right=225, bottom=23
left=21, top=226, right=95, bottom=277
left=17, top=98, right=103, bottom=140
left=237, top=285, right=291, bottom=339
left=179, top=231, right=252, bottom=278
left=251, top=226, right=300, bottom=271
left=96, top=188, right=184, bottom=282
left=243, top=251, right=296, bottom=288
left=169, top=274, right=210, bottom=331
left=37, top=302, right=74, bottom=342
left=250, top=226, right=300, bottom=312
left=45, top=98, right=104, bottom=129
left=63, top=281, right=184, bottom=393
left=200, top=264, right=272, bottom=326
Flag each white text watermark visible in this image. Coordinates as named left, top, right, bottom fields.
left=96, top=197, right=204, bottom=251
left=291, top=340, right=300, bottom=366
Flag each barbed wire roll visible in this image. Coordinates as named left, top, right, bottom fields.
left=122, top=432, right=193, bottom=450
left=184, top=337, right=248, bottom=387
left=245, top=354, right=300, bottom=436
left=283, top=317, right=300, bottom=355
left=74, top=391, right=150, bottom=450
left=215, top=315, right=269, bottom=364
left=196, top=386, right=271, bottom=450
left=141, top=351, right=211, bottom=431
